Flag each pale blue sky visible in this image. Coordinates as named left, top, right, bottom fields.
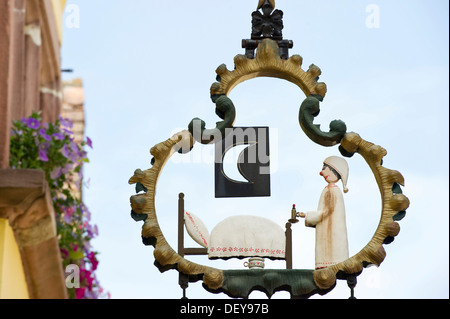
left=61, top=0, right=448, bottom=299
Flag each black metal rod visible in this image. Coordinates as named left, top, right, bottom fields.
left=178, top=193, right=185, bottom=257
left=347, top=275, right=357, bottom=299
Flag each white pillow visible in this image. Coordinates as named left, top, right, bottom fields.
left=184, top=211, right=210, bottom=248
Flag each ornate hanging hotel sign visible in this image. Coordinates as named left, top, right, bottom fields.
left=128, top=0, right=409, bottom=299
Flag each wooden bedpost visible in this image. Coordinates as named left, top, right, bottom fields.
left=285, top=222, right=293, bottom=269
left=177, top=193, right=189, bottom=298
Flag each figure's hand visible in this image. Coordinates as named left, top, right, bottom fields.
left=298, top=212, right=306, bottom=218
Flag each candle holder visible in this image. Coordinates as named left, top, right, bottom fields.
left=289, top=204, right=300, bottom=223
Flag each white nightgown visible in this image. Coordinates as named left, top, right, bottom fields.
left=305, top=184, right=349, bottom=269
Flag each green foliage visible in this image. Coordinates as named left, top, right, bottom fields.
left=10, top=112, right=108, bottom=299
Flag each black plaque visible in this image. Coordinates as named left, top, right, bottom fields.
left=215, top=127, right=270, bottom=198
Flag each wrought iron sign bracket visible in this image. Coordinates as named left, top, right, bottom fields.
left=242, top=0, right=293, bottom=59
left=128, top=0, right=409, bottom=299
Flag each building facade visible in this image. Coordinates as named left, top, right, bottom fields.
left=0, top=0, right=69, bottom=299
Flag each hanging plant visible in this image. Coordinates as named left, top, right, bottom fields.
left=9, top=112, right=108, bottom=299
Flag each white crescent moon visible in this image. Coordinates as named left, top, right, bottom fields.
left=222, top=144, right=251, bottom=183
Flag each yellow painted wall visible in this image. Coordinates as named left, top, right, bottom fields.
left=50, top=0, right=68, bottom=44
left=0, top=218, right=29, bottom=299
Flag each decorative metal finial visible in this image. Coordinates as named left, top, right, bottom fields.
left=257, top=0, right=276, bottom=15
left=253, top=0, right=283, bottom=39
left=242, top=0, right=293, bottom=59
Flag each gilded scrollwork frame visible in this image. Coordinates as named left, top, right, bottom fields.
left=128, top=39, right=409, bottom=295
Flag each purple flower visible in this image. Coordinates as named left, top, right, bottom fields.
left=75, top=169, right=83, bottom=188
left=86, top=136, right=93, bottom=149
left=38, top=128, right=52, bottom=141
left=52, top=132, right=65, bottom=140
left=38, top=142, right=50, bottom=162
left=63, top=212, right=72, bottom=223
left=59, top=116, right=73, bottom=128
left=50, top=167, right=62, bottom=179
left=70, top=140, right=80, bottom=156
left=87, top=224, right=99, bottom=239
left=62, top=163, right=74, bottom=174
left=83, top=241, right=92, bottom=251
left=61, top=144, right=71, bottom=159
left=80, top=204, right=91, bottom=220
left=22, top=117, right=40, bottom=129
left=62, top=205, right=75, bottom=224
left=39, top=149, right=49, bottom=162
left=61, top=143, right=78, bottom=163
left=11, top=128, right=23, bottom=136
left=62, top=128, right=74, bottom=135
